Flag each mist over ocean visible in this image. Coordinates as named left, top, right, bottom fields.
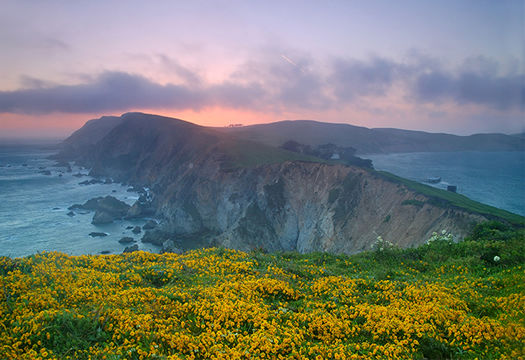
left=0, top=145, right=160, bottom=258
left=365, top=151, right=525, bottom=216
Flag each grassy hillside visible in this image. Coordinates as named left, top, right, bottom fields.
left=220, top=120, right=524, bottom=154
left=220, top=139, right=322, bottom=169
left=0, top=222, right=523, bottom=359
left=375, top=170, right=525, bottom=226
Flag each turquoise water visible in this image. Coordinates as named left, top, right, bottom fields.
left=0, top=145, right=160, bottom=257
left=364, top=151, right=525, bottom=216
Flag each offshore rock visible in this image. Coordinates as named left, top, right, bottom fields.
left=92, top=210, right=115, bottom=224
left=160, top=240, right=183, bottom=254
left=118, top=237, right=135, bottom=244
left=89, top=232, right=108, bottom=237
left=123, top=244, right=139, bottom=253
left=141, top=230, right=172, bottom=246
left=143, top=220, right=157, bottom=230
left=70, top=196, right=130, bottom=224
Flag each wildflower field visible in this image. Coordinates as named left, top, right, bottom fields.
left=0, top=222, right=523, bottom=359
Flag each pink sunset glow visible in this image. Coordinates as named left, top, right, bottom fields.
left=0, top=1, right=523, bottom=138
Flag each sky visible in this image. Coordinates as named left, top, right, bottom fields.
left=0, top=0, right=523, bottom=138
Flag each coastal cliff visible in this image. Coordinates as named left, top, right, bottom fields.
left=57, top=112, right=517, bottom=253
left=152, top=160, right=486, bottom=253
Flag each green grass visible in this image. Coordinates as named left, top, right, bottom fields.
left=375, top=170, right=525, bottom=226
left=220, top=139, right=322, bottom=168
left=251, top=220, right=525, bottom=285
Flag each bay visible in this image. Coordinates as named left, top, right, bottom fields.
left=364, top=151, right=525, bottom=216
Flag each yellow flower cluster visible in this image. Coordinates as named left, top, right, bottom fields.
left=0, top=249, right=523, bottom=359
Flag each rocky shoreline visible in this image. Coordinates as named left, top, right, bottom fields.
left=51, top=159, right=180, bottom=255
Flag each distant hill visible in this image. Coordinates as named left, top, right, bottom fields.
left=218, top=120, right=525, bottom=154
left=61, top=115, right=123, bottom=153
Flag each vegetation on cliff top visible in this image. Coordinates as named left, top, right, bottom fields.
left=1, top=222, right=523, bottom=359
left=375, top=170, right=525, bottom=226
left=220, top=139, right=321, bottom=169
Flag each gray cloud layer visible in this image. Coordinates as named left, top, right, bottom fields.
left=0, top=72, right=206, bottom=114
left=415, top=71, right=524, bottom=110
left=0, top=55, right=522, bottom=115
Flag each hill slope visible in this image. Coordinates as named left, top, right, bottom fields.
left=56, top=113, right=523, bottom=253
left=219, top=120, right=525, bottom=154
left=1, top=222, right=523, bottom=359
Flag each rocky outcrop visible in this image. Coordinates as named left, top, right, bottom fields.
left=89, top=232, right=108, bottom=237
left=143, top=220, right=157, bottom=230
left=69, top=196, right=130, bottom=224
left=160, top=240, right=183, bottom=254
left=123, top=244, right=139, bottom=253
left=126, top=196, right=155, bottom=218
left=118, top=237, right=135, bottom=244
left=79, top=179, right=104, bottom=185
left=92, top=211, right=116, bottom=225
left=141, top=230, right=172, bottom=246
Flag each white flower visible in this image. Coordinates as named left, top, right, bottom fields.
left=493, top=255, right=500, bottom=262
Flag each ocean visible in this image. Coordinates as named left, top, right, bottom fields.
left=364, top=151, right=525, bottom=216
left=0, top=146, right=523, bottom=258
left=0, top=144, right=160, bottom=258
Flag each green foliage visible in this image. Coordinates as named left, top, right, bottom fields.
left=36, top=310, right=109, bottom=359
left=418, top=336, right=458, bottom=360
left=401, top=199, right=425, bottom=207
left=469, top=221, right=514, bottom=242
left=222, top=139, right=322, bottom=169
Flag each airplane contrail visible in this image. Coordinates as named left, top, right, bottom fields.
left=280, top=54, right=298, bottom=67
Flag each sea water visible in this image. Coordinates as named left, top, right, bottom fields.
left=0, top=144, right=160, bottom=257
left=364, top=151, right=525, bottom=216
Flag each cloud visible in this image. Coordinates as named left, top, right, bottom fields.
left=329, top=57, right=399, bottom=100
left=18, top=75, right=56, bottom=89
left=414, top=69, right=524, bottom=110
left=229, top=55, right=332, bottom=111
left=156, top=54, right=202, bottom=85
left=0, top=72, right=207, bottom=114
left=41, top=38, right=70, bottom=51
left=0, top=53, right=523, bottom=116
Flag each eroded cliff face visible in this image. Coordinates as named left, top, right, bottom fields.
left=59, top=113, right=489, bottom=254
left=150, top=160, right=486, bottom=254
